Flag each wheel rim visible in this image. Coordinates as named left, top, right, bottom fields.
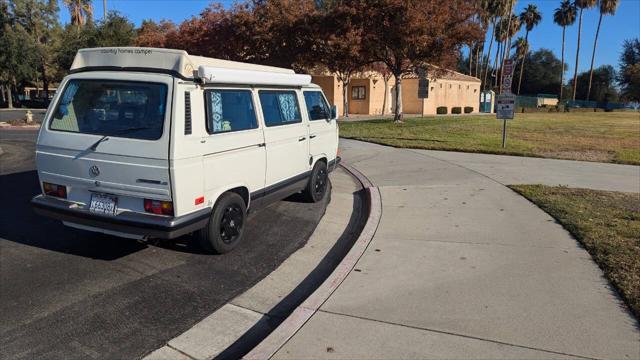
left=314, top=168, right=328, bottom=197
left=219, top=205, right=243, bottom=244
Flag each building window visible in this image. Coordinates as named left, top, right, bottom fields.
left=351, top=86, right=366, bottom=100
left=439, top=84, right=443, bottom=89
left=449, top=84, right=452, bottom=89
left=467, top=85, right=470, bottom=90
left=459, top=85, right=461, bottom=89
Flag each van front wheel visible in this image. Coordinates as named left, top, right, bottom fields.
left=304, top=161, right=329, bottom=203
left=197, top=192, right=246, bottom=254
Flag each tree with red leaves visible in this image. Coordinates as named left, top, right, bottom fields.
left=135, top=19, right=175, bottom=48
left=361, top=0, right=481, bottom=121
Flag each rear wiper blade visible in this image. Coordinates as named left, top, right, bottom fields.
left=89, top=135, right=109, bottom=151
left=112, top=126, right=152, bottom=134
left=88, top=127, right=152, bottom=151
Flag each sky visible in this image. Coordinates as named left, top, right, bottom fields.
left=57, top=0, right=640, bottom=74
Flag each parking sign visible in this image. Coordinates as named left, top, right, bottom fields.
left=496, top=94, right=515, bottom=119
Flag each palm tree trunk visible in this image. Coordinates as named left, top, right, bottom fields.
left=475, top=45, right=481, bottom=78
left=586, top=12, right=603, bottom=101
left=469, top=45, right=473, bottom=75
left=517, top=31, right=530, bottom=95
left=493, top=40, right=502, bottom=88
left=560, top=26, right=566, bottom=101
left=482, top=19, right=496, bottom=90
left=572, top=8, right=584, bottom=101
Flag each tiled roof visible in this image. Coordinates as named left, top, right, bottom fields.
left=404, top=70, right=480, bottom=83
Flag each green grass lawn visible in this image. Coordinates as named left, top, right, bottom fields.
left=510, top=185, right=640, bottom=319
left=339, top=112, right=640, bottom=165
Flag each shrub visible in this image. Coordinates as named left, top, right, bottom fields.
left=464, top=106, right=473, bottom=113
left=452, top=107, right=462, bottom=114
left=436, top=106, right=448, bottom=114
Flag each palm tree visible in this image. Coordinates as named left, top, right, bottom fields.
left=63, top=0, right=93, bottom=29
left=572, top=0, right=597, bottom=100
left=482, top=0, right=508, bottom=90
left=554, top=0, right=577, bottom=101
left=512, top=37, right=529, bottom=94
left=586, top=0, right=619, bottom=100
left=516, top=4, right=541, bottom=94
left=492, top=17, right=509, bottom=88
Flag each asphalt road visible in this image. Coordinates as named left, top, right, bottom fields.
left=0, top=131, right=330, bottom=359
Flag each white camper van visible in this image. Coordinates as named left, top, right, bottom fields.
left=31, top=47, right=339, bottom=254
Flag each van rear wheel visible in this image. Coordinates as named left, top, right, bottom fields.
left=197, top=192, right=246, bottom=254
left=303, top=161, right=329, bottom=203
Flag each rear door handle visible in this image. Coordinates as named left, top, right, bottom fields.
left=298, top=137, right=306, bottom=142
left=309, top=135, right=317, bottom=139
left=257, top=143, right=266, bottom=147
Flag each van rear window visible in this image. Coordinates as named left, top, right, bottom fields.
left=49, top=80, right=167, bottom=140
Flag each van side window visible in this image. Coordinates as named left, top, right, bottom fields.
left=303, top=91, right=330, bottom=120
left=258, top=90, right=302, bottom=126
left=204, top=89, right=257, bottom=134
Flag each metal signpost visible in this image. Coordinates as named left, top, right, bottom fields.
left=497, top=59, right=515, bottom=148
left=417, top=68, right=429, bottom=118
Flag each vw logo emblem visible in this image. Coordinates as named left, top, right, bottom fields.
left=89, top=165, right=100, bottom=177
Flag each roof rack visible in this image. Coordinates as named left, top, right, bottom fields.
left=70, top=47, right=311, bottom=86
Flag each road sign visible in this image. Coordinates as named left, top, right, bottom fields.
left=503, top=59, right=514, bottom=77
left=501, top=59, right=514, bottom=95
left=418, top=78, right=429, bottom=99
left=496, top=94, right=515, bottom=120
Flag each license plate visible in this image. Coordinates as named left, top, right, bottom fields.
left=89, top=194, right=118, bottom=216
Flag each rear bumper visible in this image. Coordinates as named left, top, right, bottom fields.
left=31, top=195, right=210, bottom=239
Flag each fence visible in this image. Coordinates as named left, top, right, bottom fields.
left=515, top=96, right=538, bottom=108
left=565, top=100, right=634, bottom=110
left=515, top=96, right=634, bottom=111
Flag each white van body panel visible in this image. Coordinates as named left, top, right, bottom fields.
left=33, top=47, right=339, bottom=241
left=256, top=88, right=310, bottom=187
left=305, top=89, right=339, bottom=165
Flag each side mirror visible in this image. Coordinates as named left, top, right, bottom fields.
left=330, top=105, right=338, bottom=120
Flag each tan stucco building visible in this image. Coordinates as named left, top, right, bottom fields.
left=312, top=70, right=481, bottom=116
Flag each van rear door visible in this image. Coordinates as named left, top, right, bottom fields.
left=35, top=72, right=174, bottom=216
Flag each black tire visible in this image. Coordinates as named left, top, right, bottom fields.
left=303, top=161, right=329, bottom=203
left=197, top=192, right=247, bottom=254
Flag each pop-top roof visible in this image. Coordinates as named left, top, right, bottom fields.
left=70, top=47, right=311, bottom=86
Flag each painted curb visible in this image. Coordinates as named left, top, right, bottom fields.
left=0, top=124, right=41, bottom=131
left=243, top=162, right=382, bottom=360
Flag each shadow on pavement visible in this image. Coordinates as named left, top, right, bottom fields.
left=215, top=183, right=368, bottom=360
left=0, top=170, right=147, bottom=260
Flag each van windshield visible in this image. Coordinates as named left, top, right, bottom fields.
left=49, top=79, right=167, bottom=140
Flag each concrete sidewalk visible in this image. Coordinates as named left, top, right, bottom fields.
left=416, top=149, right=640, bottom=193
left=271, top=139, right=639, bottom=359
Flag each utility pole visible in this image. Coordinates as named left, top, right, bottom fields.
left=103, top=0, right=107, bottom=19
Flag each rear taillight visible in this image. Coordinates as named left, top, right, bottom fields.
left=144, top=199, right=174, bottom=216
left=43, top=182, right=67, bottom=198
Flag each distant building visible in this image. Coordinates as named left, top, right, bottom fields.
left=311, top=70, right=481, bottom=116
